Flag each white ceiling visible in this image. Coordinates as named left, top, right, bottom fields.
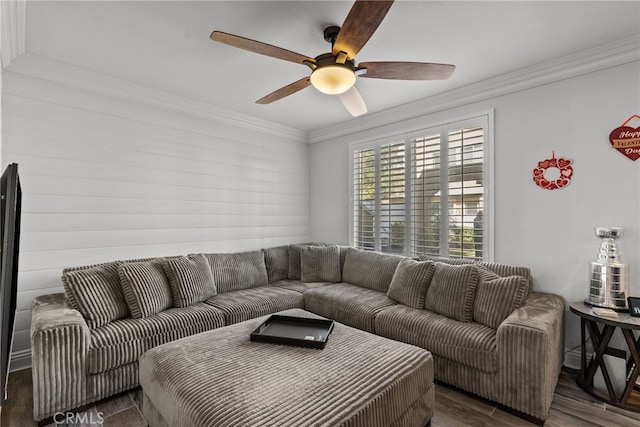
left=25, top=1, right=640, bottom=132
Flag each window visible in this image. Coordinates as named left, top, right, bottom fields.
left=350, top=115, right=491, bottom=260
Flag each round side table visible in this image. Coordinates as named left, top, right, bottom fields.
left=569, top=301, right=640, bottom=411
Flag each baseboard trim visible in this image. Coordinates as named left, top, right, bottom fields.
left=9, top=349, right=31, bottom=372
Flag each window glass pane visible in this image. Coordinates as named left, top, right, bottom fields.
left=447, top=126, right=484, bottom=259
left=411, top=133, right=441, bottom=256
left=353, top=148, right=376, bottom=250
left=380, top=142, right=405, bottom=254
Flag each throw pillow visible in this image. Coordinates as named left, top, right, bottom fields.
left=287, top=244, right=307, bottom=280
left=62, top=261, right=129, bottom=329
left=118, top=258, right=173, bottom=318
left=300, top=245, right=341, bottom=283
left=387, top=259, right=435, bottom=309
left=204, top=250, right=269, bottom=293
left=163, top=254, right=217, bottom=308
left=473, top=266, right=529, bottom=329
left=425, top=263, right=479, bottom=322
left=263, top=245, right=289, bottom=283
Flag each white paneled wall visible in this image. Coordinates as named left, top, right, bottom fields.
left=2, top=60, right=309, bottom=368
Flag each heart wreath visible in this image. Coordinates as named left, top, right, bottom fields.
left=532, top=152, right=573, bottom=190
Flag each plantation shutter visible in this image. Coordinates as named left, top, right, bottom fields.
left=446, top=126, right=484, bottom=259
left=379, top=142, right=406, bottom=254
left=351, top=115, right=489, bottom=259
left=352, top=147, right=376, bottom=249
left=411, top=133, right=441, bottom=256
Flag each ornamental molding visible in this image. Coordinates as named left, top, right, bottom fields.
left=5, top=52, right=308, bottom=142
left=309, top=35, right=640, bottom=144
left=1, top=0, right=26, bottom=69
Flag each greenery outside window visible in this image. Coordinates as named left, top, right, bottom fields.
left=350, top=114, right=492, bottom=260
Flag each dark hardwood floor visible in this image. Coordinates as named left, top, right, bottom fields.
left=1, top=368, right=639, bottom=426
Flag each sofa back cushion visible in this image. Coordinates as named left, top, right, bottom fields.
left=473, top=267, right=529, bottom=329
left=478, top=262, right=531, bottom=285
left=418, top=255, right=532, bottom=287
left=263, top=246, right=289, bottom=283
left=387, top=259, right=435, bottom=309
left=62, top=261, right=129, bottom=329
left=163, top=254, right=217, bottom=307
left=342, top=248, right=404, bottom=293
left=425, top=263, right=479, bottom=322
left=118, top=258, right=173, bottom=318
left=300, top=245, right=341, bottom=283
left=204, top=250, right=268, bottom=293
left=417, top=255, right=476, bottom=265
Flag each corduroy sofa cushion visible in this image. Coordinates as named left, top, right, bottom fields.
left=271, top=279, right=334, bottom=294
left=163, top=254, right=217, bottom=308
left=341, top=248, right=404, bottom=293
left=387, top=259, right=435, bottom=309
left=304, top=283, right=396, bottom=333
left=375, top=304, right=497, bottom=373
left=417, top=255, right=476, bottom=265
left=204, top=286, right=304, bottom=325
left=425, top=263, right=479, bottom=322
left=300, top=245, right=341, bottom=283
left=473, top=267, right=529, bottom=329
left=62, top=261, right=129, bottom=329
left=263, top=245, right=289, bottom=283
left=88, top=302, right=225, bottom=374
left=118, top=259, right=173, bottom=318
left=287, top=244, right=307, bottom=280
left=417, top=255, right=532, bottom=287
left=204, top=250, right=269, bottom=293
left=478, top=262, right=531, bottom=285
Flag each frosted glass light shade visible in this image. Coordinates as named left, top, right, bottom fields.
left=310, top=65, right=356, bottom=95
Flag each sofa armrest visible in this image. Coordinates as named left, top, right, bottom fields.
left=496, top=292, right=565, bottom=420
left=31, top=293, right=90, bottom=421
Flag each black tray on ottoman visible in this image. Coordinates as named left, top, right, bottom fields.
left=250, top=314, right=335, bottom=349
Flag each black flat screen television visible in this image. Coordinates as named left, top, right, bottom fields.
left=0, top=163, right=21, bottom=401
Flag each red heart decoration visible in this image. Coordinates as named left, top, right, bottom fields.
left=557, top=158, right=571, bottom=168
left=539, top=160, right=550, bottom=168
left=610, top=126, right=640, bottom=161
left=556, top=178, right=570, bottom=188
left=549, top=158, right=557, bottom=167
left=533, top=167, right=545, bottom=177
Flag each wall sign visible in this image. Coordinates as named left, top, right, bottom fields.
left=532, top=152, right=573, bottom=190
left=609, top=115, right=640, bottom=161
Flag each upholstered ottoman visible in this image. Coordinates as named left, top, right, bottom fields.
left=139, top=308, right=434, bottom=427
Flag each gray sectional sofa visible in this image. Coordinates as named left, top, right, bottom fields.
left=30, top=244, right=564, bottom=423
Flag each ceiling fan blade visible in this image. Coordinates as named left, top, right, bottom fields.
left=211, top=31, right=315, bottom=66
left=358, top=62, right=455, bottom=80
left=338, top=86, right=367, bottom=117
left=333, top=0, right=394, bottom=60
left=256, top=77, right=312, bottom=104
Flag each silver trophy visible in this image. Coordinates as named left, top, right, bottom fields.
left=585, top=227, right=629, bottom=311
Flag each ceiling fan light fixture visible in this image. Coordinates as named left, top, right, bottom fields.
left=310, top=64, right=356, bottom=95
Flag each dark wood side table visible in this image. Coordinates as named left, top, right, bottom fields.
left=570, top=301, right=640, bottom=411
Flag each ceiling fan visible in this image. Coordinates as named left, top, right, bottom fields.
left=210, top=0, right=455, bottom=117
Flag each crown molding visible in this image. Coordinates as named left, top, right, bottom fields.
left=1, top=0, right=26, bottom=69
left=5, top=53, right=308, bottom=142
left=309, top=35, right=640, bottom=144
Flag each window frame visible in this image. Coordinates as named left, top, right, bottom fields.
left=349, top=111, right=494, bottom=261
